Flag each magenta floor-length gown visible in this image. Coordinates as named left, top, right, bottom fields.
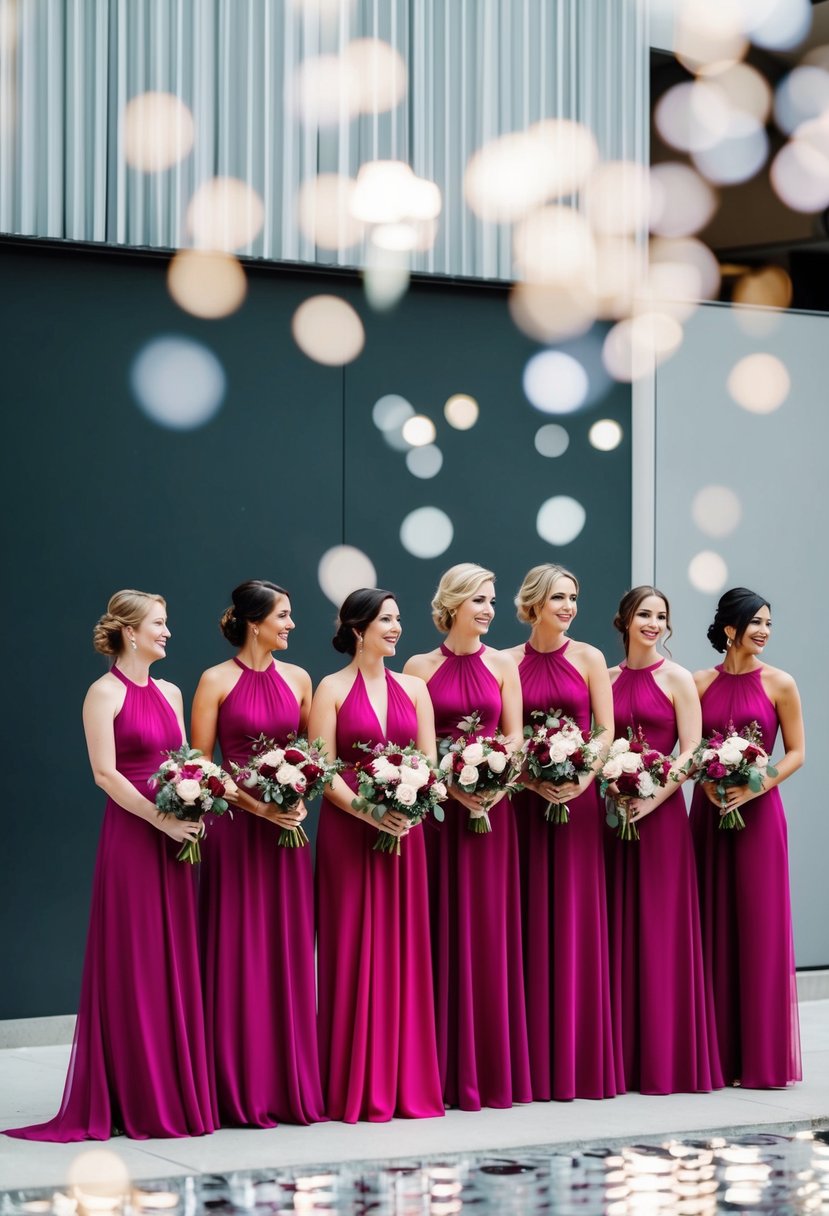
left=690, top=664, right=802, bottom=1088
left=513, top=641, right=622, bottom=1101
left=425, top=645, right=532, bottom=1110
left=607, top=660, right=722, bottom=1094
left=199, top=658, right=324, bottom=1126
left=6, top=667, right=216, bottom=1141
left=315, top=670, right=444, bottom=1123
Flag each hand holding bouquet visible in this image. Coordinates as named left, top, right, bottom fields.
left=600, top=727, right=673, bottom=841
left=351, top=742, right=447, bottom=855
left=232, top=733, right=340, bottom=847
left=151, top=745, right=231, bottom=863
left=519, top=707, right=605, bottom=824
left=685, top=720, right=776, bottom=830
left=438, top=712, right=519, bottom=834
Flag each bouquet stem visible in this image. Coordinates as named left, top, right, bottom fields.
left=467, top=808, right=492, bottom=834
left=278, top=825, right=310, bottom=848
left=544, top=799, right=569, bottom=824
left=616, top=798, right=640, bottom=842
left=718, top=807, right=746, bottom=831
left=176, top=837, right=202, bottom=864
left=373, top=831, right=402, bottom=855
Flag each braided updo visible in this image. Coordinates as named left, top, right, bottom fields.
left=92, top=590, right=166, bottom=656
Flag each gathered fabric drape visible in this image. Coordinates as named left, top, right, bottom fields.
left=0, top=0, right=648, bottom=278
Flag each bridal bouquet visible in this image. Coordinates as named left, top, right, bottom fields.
left=150, top=745, right=231, bottom=863
left=439, top=712, right=519, bottom=834
left=685, top=720, right=776, bottom=831
left=351, top=742, right=447, bottom=855
left=519, top=707, right=605, bottom=824
left=600, top=727, right=673, bottom=842
left=232, top=733, right=340, bottom=847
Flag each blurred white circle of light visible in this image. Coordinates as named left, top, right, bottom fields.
left=589, top=419, right=624, bottom=451
left=514, top=205, right=596, bottom=283
left=351, top=161, right=418, bottom=225
left=602, top=313, right=684, bottom=382
left=372, top=222, right=418, bottom=252
left=362, top=244, right=410, bottom=311
left=400, top=507, right=454, bottom=558
left=523, top=351, right=589, bottom=414
left=727, top=352, right=790, bottom=412
left=775, top=66, right=829, bottom=135
left=536, top=496, right=587, bottom=546
left=297, top=174, right=365, bottom=250
left=584, top=161, right=651, bottom=237
left=318, top=545, right=377, bottom=606
left=649, top=164, right=717, bottom=237
left=187, top=177, right=265, bottom=252
left=534, top=424, right=570, bottom=457
left=643, top=237, right=721, bottom=321
left=771, top=134, right=829, bottom=211
left=464, top=132, right=554, bottom=222
left=167, top=250, right=247, bottom=319
left=688, top=550, right=728, bottom=594
left=732, top=265, right=793, bottom=309
left=444, top=394, right=479, bottom=430
left=715, top=63, right=773, bottom=123
left=373, top=393, right=413, bottom=432
left=0, top=0, right=19, bottom=53
left=122, top=92, right=194, bottom=172
left=291, top=295, right=365, bottom=366
left=747, top=0, right=811, bottom=51
left=692, top=112, right=769, bottom=185
left=655, top=81, right=733, bottom=154
left=592, top=236, right=646, bottom=318
left=68, top=1150, right=130, bottom=1206
left=290, top=54, right=361, bottom=126
left=530, top=119, right=600, bottom=198
left=131, top=336, right=226, bottom=430
left=692, top=485, right=743, bottom=537
left=406, top=444, right=443, bottom=479
left=674, top=0, right=748, bottom=74
left=342, top=38, right=407, bottom=114
left=509, top=280, right=597, bottom=343
left=401, top=414, right=436, bottom=447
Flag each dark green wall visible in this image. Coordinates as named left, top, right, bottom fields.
left=0, top=239, right=631, bottom=1018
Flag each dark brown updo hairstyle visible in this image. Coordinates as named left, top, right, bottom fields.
left=93, top=590, right=166, bottom=657
left=613, top=585, right=673, bottom=656
left=220, top=580, right=289, bottom=647
left=333, top=588, right=397, bottom=655
left=706, top=587, right=769, bottom=654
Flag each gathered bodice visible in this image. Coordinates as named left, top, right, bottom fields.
left=110, top=666, right=183, bottom=794
left=336, top=670, right=419, bottom=767
left=217, top=659, right=301, bottom=768
left=612, top=661, right=677, bottom=755
left=518, top=641, right=591, bottom=734
left=427, top=644, right=502, bottom=739
left=700, top=665, right=779, bottom=753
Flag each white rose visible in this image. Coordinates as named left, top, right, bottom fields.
left=754, top=752, right=769, bottom=769
left=610, top=738, right=630, bottom=757
left=486, top=751, right=507, bottom=773
left=620, top=752, right=642, bottom=774
left=260, top=749, right=285, bottom=768
left=440, top=753, right=454, bottom=772
left=371, top=757, right=396, bottom=784
left=637, top=772, right=656, bottom=798
left=276, top=763, right=303, bottom=787
left=461, top=742, right=485, bottom=766
left=459, top=764, right=479, bottom=787
left=730, top=736, right=750, bottom=752
left=399, top=763, right=430, bottom=789
left=549, top=739, right=571, bottom=764
left=602, top=757, right=623, bottom=781
left=200, top=794, right=213, bottom=811
left=718, top=743, right=742, bottom=766
left=701, top=748, right=716, bottom=763
left=176, top=779, right=202, bottom=805
left=433, top=781, right=448, bottom=800
left=395, top=784, right=418, bottom=807
left=201, top=760, right=223, bottom=777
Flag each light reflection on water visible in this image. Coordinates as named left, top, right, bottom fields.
left=2, top=1131, right=828, bottom=1216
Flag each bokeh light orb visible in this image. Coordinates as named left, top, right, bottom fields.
left=536, top=496, right=587, bottom=546
left=691, top=113, right=769, bottom=185
left=688, top=550, right=728, bottom=594
left=400, top=507, right=454, bottom=558
left=534, top=424, right=570, bottom=458
left=122, top=92, right=194, bottom=172
left=727, top=352, right=790, bottom=412
left=318, top=545, right=377, bottom=606
left=167, top=250, right=247, bottom=319
left=770, top=134, right=829, bottom=212
left=68, top=1150, right=130, bottom=1207
left=732, top=265, right=792, bottom=310
left=585, top=161, right=651, bottom=237
left=588, top=419, right=624, bottom=451
left=401, top=414, right=436, bottom=447
left=692, top=485, right=743, bottom=537
left=291, top=295, right=365, bottom=365
left=290, top=53, right=361, bottom=126
left=406, top=444, right=443, bottom=479
left=373, top=393, right=413, bottom=432
left=602, top=313, right=684, bottom=382
left=509, top=280, right=597, bottom=343
left=131, top=336, right=226, bottom=430
left=775, top=65, right=829, bottom=135
left=748, top=0, right=811, bottom=52
left=444, top=394, right=479, bottom=430
left=649, top=163, right=717, bottom=238
left=297, top=174, right=365, bottom=250
left=342, top=38, right=407, bottom=113
left=186, top=177, right=265, bottom=252
left=523, top=351, right=589, bottom=414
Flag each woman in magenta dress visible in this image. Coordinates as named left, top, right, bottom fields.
left=309, top=588, right=444, bottom=1123
left=506, top=564, right=620, bottom=1101
left=191, top=580, right=324, bottom=1126
left=6, top=591, right=216, bottom=1142
left=691, top=587, right=804, bottom=1088
left=605, top=586, right=722, bottom=1093
left=405, top=563, right=531, bottom=1111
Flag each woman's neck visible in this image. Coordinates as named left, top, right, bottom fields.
left=722, top=647, right=760, bottom=675
left=442, top=628, right=482, bottom=656
left=624, top=640, right=658, bottom=670
left=114, top=656, right=152, bottom=685
left=354, top=652, right=386, bottom=679
left=236, top=641, right=275, bottom=671
left=528, top=622, right=568, bottom=653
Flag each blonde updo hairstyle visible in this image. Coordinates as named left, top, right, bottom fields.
left=93, top=590, right=166, bottom=657
left=431, top=563, right=495, bottom=633
left=515, top=563, right=579, bottom=625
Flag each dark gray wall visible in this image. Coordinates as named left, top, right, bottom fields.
left=0, top=239, right=631, bottom=1017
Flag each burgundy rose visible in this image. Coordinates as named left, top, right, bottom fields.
left=572, top=748, right=585, bottom=767
left=629, top=740, right=644, bottom=754
left=207, top=775, right=225, bottom=797
left=643, top=750, right=661, bottom=768
left=302, top=763, right=323, bottom=783
left=181, top=764, right=203, bottom=780
left=284, top=747, right=305, bottom=765
left=536, top=747, right=551, bottom=767
left=388, top=753, right=404, bottom=766
left=743, top=745, right=761, bottom=763
left=706, top=761, right=727, bottom=779
left=617, top=773, right=638, bottom=796
left=259, top=762, right=277, bottom=778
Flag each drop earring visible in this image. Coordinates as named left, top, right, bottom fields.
left=359, top=633, right=364, bottom=654
left=130, top=637, right=137, bottom=651
left=726, top=636, right=733, bottom=649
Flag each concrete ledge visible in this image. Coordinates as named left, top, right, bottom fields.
left=798, top=970, right=829, bottom=1001
left=0, top=1015, right=76, bottom=1049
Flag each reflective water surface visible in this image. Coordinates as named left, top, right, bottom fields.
left=3, top=1130, right=828, bottom=1216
